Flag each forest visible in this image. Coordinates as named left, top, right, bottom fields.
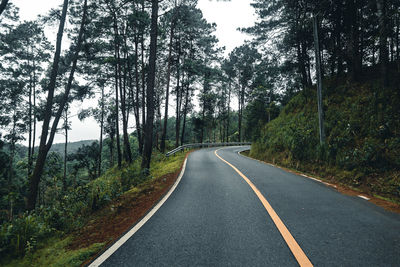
left=0, top=0, right=399, bottom=265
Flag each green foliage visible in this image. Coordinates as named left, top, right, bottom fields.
left=68, top=142, right=100, bottom=180
left=0, top=137, right=28, bottom=222
left=36, top=197, right=83, bottom=233
left=2, top=236, right=103, bottom=267
left=244, top=85, right=281, bottom=141
left=89, top=165, right=126, bottom=211
left=251, top=79, right=400, bottom=200
left=0, top=213, right=52, bottom=258
left=150, top=152, right=186, bottom=179
left=253, top=110, right=318, bottom=162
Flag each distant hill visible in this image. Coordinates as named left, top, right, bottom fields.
left=8, top=140, right=98, bottom=159
left=49, top=140, right=98, bottom=155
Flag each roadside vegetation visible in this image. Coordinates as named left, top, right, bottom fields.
left=243, top=0, right=400, bottom=205
left=251, top=72, right=400, bottom=203
left=0, top=149, right=188, bottom=267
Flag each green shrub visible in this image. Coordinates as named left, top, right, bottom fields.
left=89, top=169, right=123, bottom=211
left=0, top=213, right=52, bottom=258
left=250, top=78, right=400, bottom=200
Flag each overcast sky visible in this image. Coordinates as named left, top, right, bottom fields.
left=13, top=0, right=256, bottom=144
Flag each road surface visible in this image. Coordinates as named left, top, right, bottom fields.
left=97, top=146, right=400, bottom=266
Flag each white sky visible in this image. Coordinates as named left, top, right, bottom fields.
left=13, top=0, right=256, bottom=144
left=198, top=0, right=255, bottom=54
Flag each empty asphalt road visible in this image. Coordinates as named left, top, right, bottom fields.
left=95, top=146, right=400, bottom=266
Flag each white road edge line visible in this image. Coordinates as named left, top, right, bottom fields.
left=237, top=151, right=372, bottom=202
left=238, top=150, right=338, bottom=189
left=89, top=158, right=188, bottom=267
left=358, top=195, right=370, bottom=200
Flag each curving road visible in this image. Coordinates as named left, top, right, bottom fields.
left=95, top=146, right=400, bottom=266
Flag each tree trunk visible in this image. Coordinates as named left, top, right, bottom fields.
left=117, top=29, right=132, bottom=163
left=109, top=132, right=115, bottom=167
left=335, top=1, right=344, bottom=76
left=226, top=82, right=231, bottom=142
left=345, top=0, right=361, bottom=80
left=0, top=0, right=9, bottom=16
left=112, top=11, right=122, bottom=169
left=133, top=32, right=143, bottom=152
left=63, top=108, right=68, bottom=191
left=297, top=40, right=308, bottom=89
left=200, top=107, right=205, bottom=143
left=395, top=7, right=399, bottom=61
left=377, top=0, right=389, bottom=85
left=114, top=62, right=122, bottom=168
left=238, top=82, right=245, bottom=143
left=98, top=86, right=104, bottom=176
left=313, top=15, right=326, bottom=145
left=359, top=5, right=365, bottom=70
left=297, top=41, right=308, bottom=89
left=28, top=63, right=33, bottom=178
left=396, top=12, right=399, bottom=60
left=372, top=40, right=377, bottom=66
left=122, top=29, right=132, bottom=162
left=156, top=96, right=162, bottom=150
left=141, top=0, right=159, bottom=170
left=295, top=10, right=309, bottom=89
left=390, top=29, right=394, bottom=62
left=27, top=0, right=70, bottom=211
left=238, top=97, right=241, bottom=143
left=160, top=15, right=176, bottom=153
left=140, top=0, right=146, bottom=155
left=220, top=117, right=224, bottom=143
left=32, top=61, right=37, bottom=159
left=175, top=40, right=182, bottom=148
left=8, top=109, right=17, bottom=220
left=181, top=83, right=190, bottom=145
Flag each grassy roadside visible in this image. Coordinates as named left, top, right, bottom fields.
left=1, top=151, right=190, bottom=267
left=241, top=150, right=400, bottom=213
left=249, top=77, right=400, bottom=207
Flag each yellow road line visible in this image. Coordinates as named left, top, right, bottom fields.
left=215, top=149, right=313, bottom=267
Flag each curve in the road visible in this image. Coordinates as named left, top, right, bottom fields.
left=87, top=146, right=400, bottom=267
left=214, top=148, right=313, bottom=267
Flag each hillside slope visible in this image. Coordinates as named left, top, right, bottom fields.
left=0, top=151, right=189, bottom=266
left=6, top=140, right=97, bottom=159
left=251, top=76, right=400, bottom=203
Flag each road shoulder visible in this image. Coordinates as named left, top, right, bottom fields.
left=238, top=149, right=400, bottom=214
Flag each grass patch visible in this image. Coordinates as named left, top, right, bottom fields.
left=2, top=236, right=104, bottom=267
left=150, top=152, right=187, bottom=179
left=240, top=150, right=250, bottom=157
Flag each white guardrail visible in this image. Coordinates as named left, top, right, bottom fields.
left=165, top=142, right=251, bottom=157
